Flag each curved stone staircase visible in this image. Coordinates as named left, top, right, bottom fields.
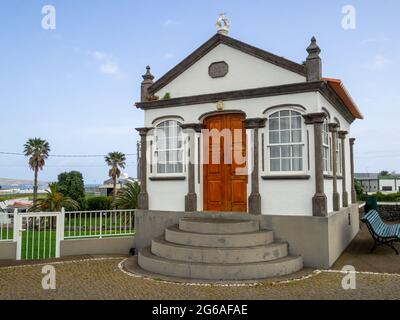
left=136, top=217, right=303, bottom=280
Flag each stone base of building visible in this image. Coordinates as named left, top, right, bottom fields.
left=134, top=204, right=360, bottom=269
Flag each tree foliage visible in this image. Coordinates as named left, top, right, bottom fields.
left=31, top=183, right=80, bottom=212
left=23, top=138, right=50, bottom=203
left=113, top=181, right=140, bottom=209
left=57, top=171, right=85, bottom=208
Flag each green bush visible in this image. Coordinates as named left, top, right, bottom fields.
left=372, top=192, right=400, bottom=202
left=355, top=180, right=366, bottom=201
left=85, top=196, right=113, bottom=211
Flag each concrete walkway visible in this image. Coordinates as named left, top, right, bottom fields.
left=1, top=225, right=400, bottom=300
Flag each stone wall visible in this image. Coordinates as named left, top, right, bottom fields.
left=378, top=203, right=400, bottom=221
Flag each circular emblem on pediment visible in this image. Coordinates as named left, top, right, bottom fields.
left=208, top=61, right=229, bottom=78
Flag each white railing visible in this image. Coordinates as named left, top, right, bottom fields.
left=16, top=211, right=60, bottom=260
left=0, top=211, right=14, bottom=241
left=64, top=209, right=135, bottom=239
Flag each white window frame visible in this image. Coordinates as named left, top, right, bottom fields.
left=264, top=107, right=307, bottom=176
left=322, top=118, right=331, bottom=174
left=151, top=118, right=186, bottom=177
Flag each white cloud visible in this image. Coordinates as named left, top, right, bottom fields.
left=163, top=19, right=182, bottom=27
left=89, top=50, right=124, bottom=79
left=164, top=52, right=174, bottom=59
left=361, top=37, right=391, bottom=45
left=91, top=51, right=112, bottom=61
left=363, top=54, right=393, bottom=70
left=99, top=62, right=119, bottom=75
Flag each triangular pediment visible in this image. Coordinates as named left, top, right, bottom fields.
left=148, top=34, right=307, bottom=98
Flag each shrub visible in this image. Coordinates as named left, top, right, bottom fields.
left=373, top=192, right=400, bottom=202
left=85, top=196, right=113, bottom=211
left=162, top=92, right=171, bottom=100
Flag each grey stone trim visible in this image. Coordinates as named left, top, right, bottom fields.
left=147, top=33, right=306, bottom=95
left=320, top=83, right=354, bottom=123
left=338, top=131, right=349, bottom=207
left=243, top=117, right=266, bottom=129
left=141, top=66, right=154, bottom=102
left=151, top=115, right=184, bottom=125
left=262, top=175, right=310, bottom=180
left=135, top=127, right=152, bottom=209
left=303, top=113, right=327, bottom=216
left=306, top=37, right=322, bottom=82
left=198, top=110, right=246, bottom=121
left=137, top=81, right=324, bottom=110
left=349, top=138, right=356, bottom=203
left=181, top=126, right=198, bottom=212
left=329, top=123, right=340, bottom=211
left=180, top=123, right=205, bottom=133
left=324, top=174, right=343, bottom=180
left=248, top=127, right=261, bottom=215
left=263, top=104, right=307, bottom=114
left=149, top=176, right=186, bottom=181
left=208, top=61, right=229, bottom=78
left=302, top=112, right=327, bottom=124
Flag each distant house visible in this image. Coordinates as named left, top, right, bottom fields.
left=355, top=173, right=400, bottom=193
left=98, top=174, right=137, bottom=196
left=355, top=173, right=379, bottom=193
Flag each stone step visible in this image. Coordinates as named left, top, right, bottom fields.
left=165, top=225, right=274, bottom=248
left=138, top=247, right=303, bottom=280
left=151, top=237, right=288, bottom=263
left=179, top=217, right=259, bottom=234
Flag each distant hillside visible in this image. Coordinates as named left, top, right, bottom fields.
left=0, top=178, right=49, bottom=186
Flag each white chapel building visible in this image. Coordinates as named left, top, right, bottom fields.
left=131, top=17, right=364, bottom=276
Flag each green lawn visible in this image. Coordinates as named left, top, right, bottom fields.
left=1, top=212, right=134, bottom=260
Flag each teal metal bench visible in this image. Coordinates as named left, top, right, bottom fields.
left=361, top=210, right=400, bottom=254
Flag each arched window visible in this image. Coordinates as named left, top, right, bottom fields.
left=154, top=120, right=184, bottom=174
left=268, top=110, right=303, bottom=172
left=335, top=119, right=342, bottom=175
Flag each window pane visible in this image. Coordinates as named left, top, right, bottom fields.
left=281, top=145, right=291, bottom=157
left=292, top=116, right=302, bottom=129
left=269, top=131, right=279, bottom=144
left=292, top=129, right=302, bottom=143
left=280, top=130, right=290, bottom=143
left=280, top=117, right=290, bottom=130
left=270, top=146, right=280, bottom=158
left=155, top=120, right=184, bottom=174
left=280, top=110, right=290, bottom=117
left=292, top=158, right=303, bottom=171
left=270, top=112, right=279, bottom=118
left=282, top=159, right=291, bottom=171
left=270, top=159, right=280, bottom=171
left=292, top=145, right=303, bottom=157
left=270, top=118, right=279, bottom=130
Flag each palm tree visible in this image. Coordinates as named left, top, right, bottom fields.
left=105, top=152, right=126, bottom=201
left=23, top=138, right=50, bottom=204
left=31, top=183, right=79, bottom=212
left=113, top=181, right=140, bottom=209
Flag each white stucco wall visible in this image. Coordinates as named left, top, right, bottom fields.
left=146, top=92, right=323, bottom=215
left=155, top=44, right=306, bottom=98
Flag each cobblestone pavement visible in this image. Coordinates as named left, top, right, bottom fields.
left=1, top=256, right=400, bottom=300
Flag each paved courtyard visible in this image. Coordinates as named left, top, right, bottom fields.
left=1, top=225, right=400, bottom=300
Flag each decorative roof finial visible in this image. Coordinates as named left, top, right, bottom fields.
left=306, top=36, right=321, bottom=58
left=216, top=13, right=230, bottom=35
left=142, top=65, right=154, bottom=82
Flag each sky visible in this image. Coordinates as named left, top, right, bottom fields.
left=0, top=0, right=399, bottom=184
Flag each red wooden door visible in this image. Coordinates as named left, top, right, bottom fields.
left=203, top=113, right=247, bottom=212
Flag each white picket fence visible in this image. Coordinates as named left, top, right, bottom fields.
left=0, top=209, right=135, bottom=260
